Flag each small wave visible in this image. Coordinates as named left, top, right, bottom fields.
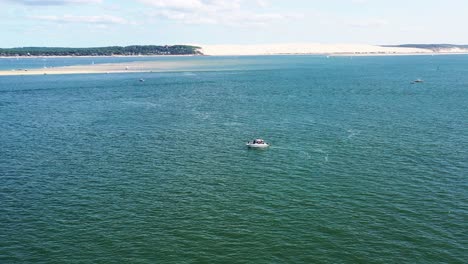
left=299, top=150, right=311, bottom=159
left=223, top=122, right=242, bottom=127
left=182, top=72, right=197, bottom=76
left=122, top=101, right=161, bottom=107
left=346, top=129, right=360, bottom=139
left=193, top=112, right=211, bottom=120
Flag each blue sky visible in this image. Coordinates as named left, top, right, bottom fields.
left=1, top=0, right=467, bottom=47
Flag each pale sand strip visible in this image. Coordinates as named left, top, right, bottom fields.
left=0, top=60, right=201, bottom=76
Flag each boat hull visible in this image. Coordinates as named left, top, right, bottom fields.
left=246, top=143, right=270, bottom=148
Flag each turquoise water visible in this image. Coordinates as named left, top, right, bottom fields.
left=0, top=55, right=467, bottom=263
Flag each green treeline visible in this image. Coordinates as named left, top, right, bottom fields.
left=0, top=45, right=203, bottom=56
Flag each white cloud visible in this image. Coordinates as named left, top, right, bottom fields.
left=255, top=0, right=268, bottom=8
left=348, top=19, right=389, bottom=28
left=3, top=0, right=102, bottom=5
left=140, top=0, right=300, bottom=26
left=152, top=9, right=217, bottom=24
left=30, top=14, right=129, bottom=24
left=351, top=0, right=368, bottom=4
left=139, top=0, right=205, bottom=11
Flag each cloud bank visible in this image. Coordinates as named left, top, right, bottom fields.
left=140, top=0, right=301, bottom=26
left=30, top=14, right=128, bottom=24
left=3, top=0, right=101, bottom=5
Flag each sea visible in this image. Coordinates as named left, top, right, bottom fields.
left=0, top=55, right=467, bottom=263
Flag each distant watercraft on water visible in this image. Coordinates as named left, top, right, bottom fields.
left=412, top=79, right=424, bottom=84
left=246, top=139, right=270, bottom=148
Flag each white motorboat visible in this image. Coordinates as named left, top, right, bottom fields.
left=246, top=139, right=270, bottom=148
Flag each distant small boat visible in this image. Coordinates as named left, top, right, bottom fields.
left=412, top=79, right=424, bottom=84
left=139, top=79, right=145, bottom=82
left=246, top=139, right=270, bottom=148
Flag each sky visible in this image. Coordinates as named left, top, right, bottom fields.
left=1, top=0, right=468, bottom=47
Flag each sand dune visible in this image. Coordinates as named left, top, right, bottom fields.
left=198, top=43, right=432, bottom=56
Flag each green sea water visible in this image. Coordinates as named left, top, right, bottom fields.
left=0, top=55, right=467, bottom=263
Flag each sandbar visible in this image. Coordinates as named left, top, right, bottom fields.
left=0, top=60, right=203, bottom=76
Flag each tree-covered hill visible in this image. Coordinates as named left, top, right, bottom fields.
left=0, top=45, right=203, bottom=56
left=382, top=44, right=468, bottom=51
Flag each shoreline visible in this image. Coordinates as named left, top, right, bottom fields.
left=0, top=52, right=445, bottom=59
left=2, top=50, right=468, bottom=59
left=3, top=51, right=468, bottom=60
left=330, top=52, right=468, bottom=57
